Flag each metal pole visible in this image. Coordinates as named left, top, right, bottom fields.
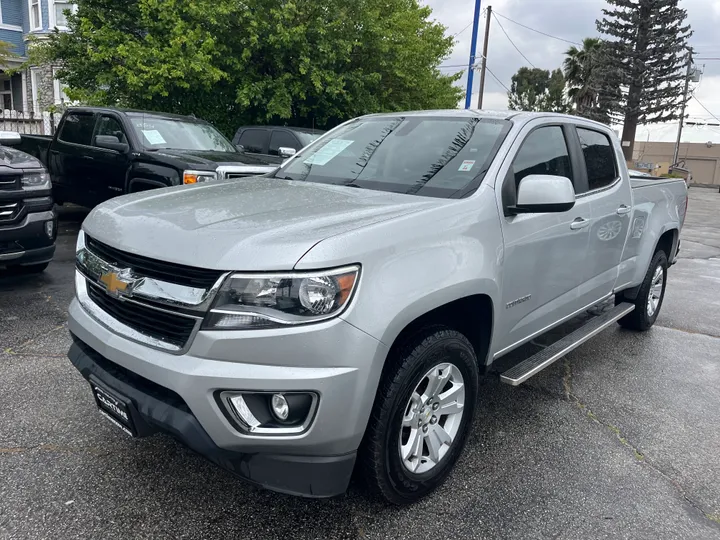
left=477, top=5, right=492, bottom=109
left=673, top=49, right=693, bottom=166
left=464, top=0, right=483, bottom=109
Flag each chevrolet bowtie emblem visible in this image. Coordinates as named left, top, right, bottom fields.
left=100, top=271, right=132, bottom=297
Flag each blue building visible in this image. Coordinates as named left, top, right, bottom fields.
left=0, top=0, right=74, bottom=113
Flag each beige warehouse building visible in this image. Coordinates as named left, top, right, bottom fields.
left=633, top=123, right=720, bottom=187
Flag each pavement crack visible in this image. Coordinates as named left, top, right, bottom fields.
left=654, top=325, right=720, bottom=340
left=562, top=359, right=720, bottom=529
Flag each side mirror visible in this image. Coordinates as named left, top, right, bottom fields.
left=278, top=146, right=297, bottom=159
left=509, top=174, right=575, bottom=214
left=0, top=131, right=21, bottom=146
left=95, top=135, right=129, bottom=153
left=235, top=144, right=245, bottom=152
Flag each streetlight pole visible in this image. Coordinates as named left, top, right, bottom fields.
left=464, top=0, right=483, bottom=109
left=477, top=5, right=492, bottom=109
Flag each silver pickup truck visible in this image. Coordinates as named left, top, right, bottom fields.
left=67, top=110, right=688, bottom=504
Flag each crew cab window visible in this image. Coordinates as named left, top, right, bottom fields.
left=58, top=112, right=96, bottom=146
left=512, top=126, right=573, bottom=188
left=269, top=130, right=300, bottom=156
left=95, top=115, right=127, bottom=145
left=577, top=128, right=617, bottom=191
left=238, top=129, right=269, bottom=154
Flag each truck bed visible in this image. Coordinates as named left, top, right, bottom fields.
left=16, top=134, right=53, bottom=167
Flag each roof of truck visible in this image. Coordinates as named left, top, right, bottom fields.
left=65, top=106, right=211, bottom=123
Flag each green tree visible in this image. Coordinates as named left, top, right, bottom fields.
left=30, top=0, right=463, bottom=136
left=507, top=67, right=569, bottom=113
left=563, top=38, right=608, bottom=120
left=597, top=0, right=692, bottom=159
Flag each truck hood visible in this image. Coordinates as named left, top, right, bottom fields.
left=155, top=148, right=275, bottom=167
left=0, top=145, right=44, bottom=169
left=84, top=178, right=444, bottom=270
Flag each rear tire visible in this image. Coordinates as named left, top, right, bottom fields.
left=359, top=327, right=479, bottom=505
left=616, top=250, right=667, bottom=331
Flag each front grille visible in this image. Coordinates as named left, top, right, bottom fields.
left=0, top=175, right=20, bottom=190
left=224, top=172, right=255, bottom=180
left=86, top=236, right=224, bottom=289
left=0, top=201, right=21, bottom=224
left=87, top=282, right=197, bottom=348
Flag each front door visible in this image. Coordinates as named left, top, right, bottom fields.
left=86, top=114, right=131, bottom=204
left=494, top=123, right=593, bottom=356
left=52, top=111, right=97, bottom=207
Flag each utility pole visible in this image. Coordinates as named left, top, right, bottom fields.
left=477, top=5, right=492, bottom=109
left=464, top=0, right=483, bottom=109
left=673, top=48, right=693, bottom=167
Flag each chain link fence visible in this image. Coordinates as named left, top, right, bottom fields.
left=0, top=110, right=58, bottom=136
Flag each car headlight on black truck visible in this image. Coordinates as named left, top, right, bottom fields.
left=203, top=265, right=360, bottom=330
left=183, top=170, right=217, bottom=184
left=21, top=171, right=51, bottom=191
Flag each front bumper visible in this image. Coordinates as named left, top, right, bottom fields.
left=0, top=209, right=56, bottom=266
left=67, top=296, right=389, bottom=497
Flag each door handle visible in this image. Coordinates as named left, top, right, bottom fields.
left=570, top=217, right=590, bottom=230
left=616, top=204, right=632, bottom=215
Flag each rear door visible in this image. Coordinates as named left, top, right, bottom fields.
left=574, top=126, right=633, bottom=304
left=236, top=128, right=271, bottom=161
left=51, top=111, right=97, bottom=207
left=495, top=121, right=593, bottom=355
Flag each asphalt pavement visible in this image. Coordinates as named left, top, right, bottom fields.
left=1, top=189, right=719, bottom=539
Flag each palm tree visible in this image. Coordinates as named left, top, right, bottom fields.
left=563, top=38, right=604, bottom=116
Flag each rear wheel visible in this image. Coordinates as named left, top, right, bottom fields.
left=616, top=250, right=667, bottom=331
left=359, top=327, right=479, bottom=504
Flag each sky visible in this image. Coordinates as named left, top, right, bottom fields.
left=424, top=0, right=720, bottom=143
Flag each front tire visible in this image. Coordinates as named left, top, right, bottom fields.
left=359, top=327, right=479, bottom=504
left=616, top=250, right=667, bottom=331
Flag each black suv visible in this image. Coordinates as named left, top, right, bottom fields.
left=233, top=126, right=325, bottom=165
left=0, top=132, right=56, bottom=274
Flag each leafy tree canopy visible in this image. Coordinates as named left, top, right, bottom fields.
left=507, top=67, right=570, bottom=113
left=31, top=0, right=463, bottom=135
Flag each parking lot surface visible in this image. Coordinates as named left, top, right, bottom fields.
left=1, top=189, right=720, bottom=539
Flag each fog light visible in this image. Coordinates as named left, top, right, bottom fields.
left=44, top=220, right=54, bottom=239
left=271, top=393, right=289, bottom=421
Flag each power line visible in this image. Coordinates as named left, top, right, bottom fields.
left=493, top=11, right=581, bottom=46
left=492, top=11, right=536, bottom=68
left=483, top=62, right=512, bottom=94
left=691, top=94, right=720, bottom=124
left=452, top=21, right=474, bottom=38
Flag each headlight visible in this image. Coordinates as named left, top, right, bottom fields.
left=183, top=170, right=217, bottom=184
left=203, top=265, right=360, bottom=330
left=22, top=171, right=51, bottom=191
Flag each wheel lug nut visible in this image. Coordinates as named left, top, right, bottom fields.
left=422, top=425, right=428, bottom=433
left=430, top=416, right=437, bottom=424
left=432, top=402, right=439, bottom=410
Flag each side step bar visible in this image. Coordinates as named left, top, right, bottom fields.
left=500, top=302, right=635, bottom=386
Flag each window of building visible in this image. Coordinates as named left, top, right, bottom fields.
left=52, top=68, right=70, bottom=105
left=30, top=69, right=40, bottom=114
left=576, top=128, right=618, bottom=191
left=58, top=112, right=95, bottom=146
left=512, top=126, right=574, bottom=188
left=237, top=128, right=269, bottom=154
left=52, top=1, right=76, bottom=29
left=269, top=130, right=299, bottom=156
left=0, top=77, right=12, bottom=111
left=29, top=0, right=42, bottom=30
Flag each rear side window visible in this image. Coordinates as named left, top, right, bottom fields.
left=577, top=128, right=617, bottom=191
left=512, top=126, right=573, bottom=187
left=237, top=129, right=269, bottom=154
left=59, top=112, right=96, bottom=146
left=269, top=130, right=300, bottom=155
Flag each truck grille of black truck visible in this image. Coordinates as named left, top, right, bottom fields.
left=0, top=201, right=21, bottom=224
left=85, top=236, right=224, bottom=289
left=87, top=282, right=197, bottom=348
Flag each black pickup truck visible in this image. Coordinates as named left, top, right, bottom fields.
left=18, top=107, right=278, bottom=208
left=0, top=131, right=56, bottom=273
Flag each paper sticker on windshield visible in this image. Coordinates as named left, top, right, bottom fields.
left=458, top=160, right=475, bottom=172
left=304, top=139, right=353, bottom=166
left=142, top=129, right=166, bottom=145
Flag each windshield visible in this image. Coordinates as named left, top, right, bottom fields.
left=127, top=114, right=236, bottom=152
left=275, top=117, right=510, bottom=198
